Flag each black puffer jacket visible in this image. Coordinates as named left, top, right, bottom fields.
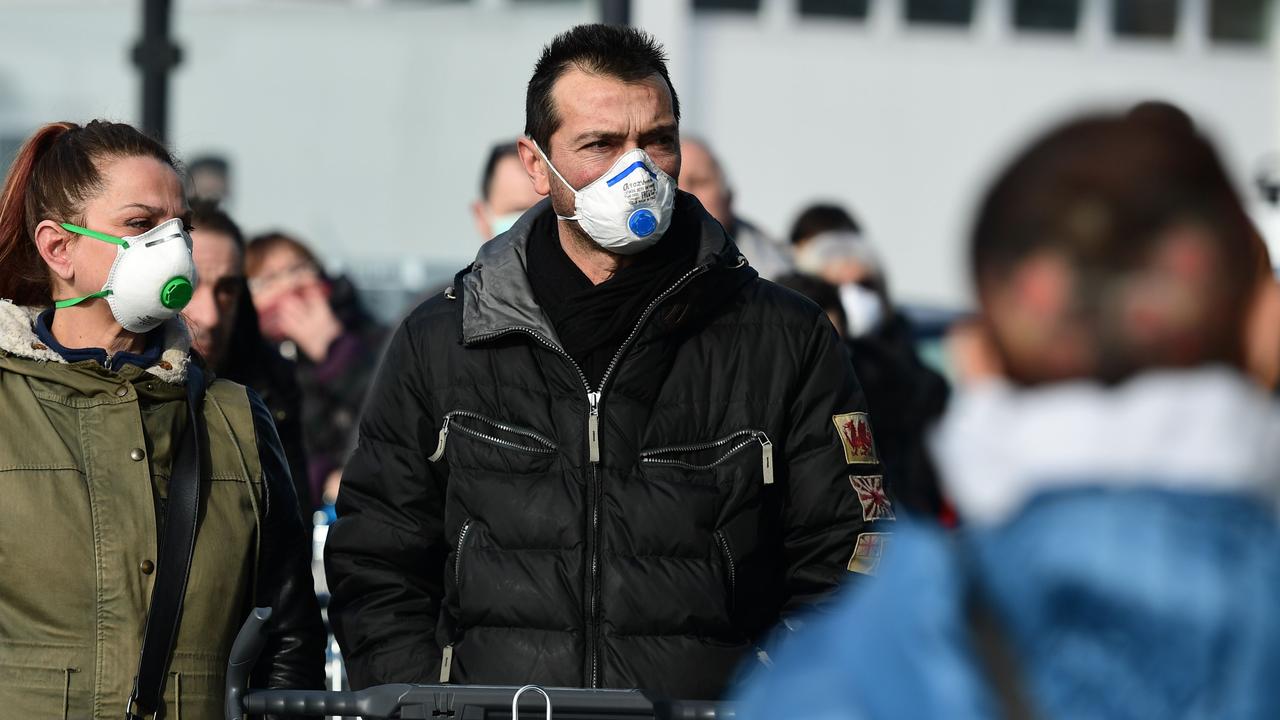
left=325, top=195, right=890, bottom=700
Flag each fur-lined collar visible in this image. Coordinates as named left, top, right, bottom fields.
left=0, top=300, right=191, bottom=384
left=931, top=368, right=1280, bottom=526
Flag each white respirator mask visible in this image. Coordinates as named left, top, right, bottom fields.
left=535, top=142, right=676, bottom=255
left=55, top=217, right=198, bottom=333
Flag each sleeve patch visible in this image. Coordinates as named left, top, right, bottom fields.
left=850, top=475, right=895, bottom=522
left=832, top=412, right=878, bottom=464
left=847, top=532, right=891, bottom=575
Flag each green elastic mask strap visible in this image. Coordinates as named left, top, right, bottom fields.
left=60, top=223, right=129, bottom=249
left=54, top=289, right=112, bottom=309
left=54, top=223, right=124, bottom=309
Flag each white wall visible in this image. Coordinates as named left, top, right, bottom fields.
left=0, top=0, right=1273, bottom=307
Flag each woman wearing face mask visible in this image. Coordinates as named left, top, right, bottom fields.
left=243, top=232, right=386, bottom=516
left=0, top=121, right=324, bottom=719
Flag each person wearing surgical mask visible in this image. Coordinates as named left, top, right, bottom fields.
left=0, top=120, right=322, bottom=718
left=471, top=141, right=545, bottom=240
left=784, top=203, right=950, bottom=519
left=326, top=24, right=886, bottom=699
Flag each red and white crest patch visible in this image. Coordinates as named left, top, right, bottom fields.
left=832, top=412, right=878, bottom=464
left=850, top=475, right=895, bottom=522
left=847, top=532, right=890, bottom=575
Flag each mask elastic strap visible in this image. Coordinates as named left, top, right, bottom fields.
left=60, top=223, right=130, bottom=249
left=55, top=289, right=112, bottom=309
left=531, top=140, right=581, bottom=222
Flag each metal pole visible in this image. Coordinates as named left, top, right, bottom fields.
left=132, top=0, right=182, bottom=142
left=600, top=0, right=630, bottom=26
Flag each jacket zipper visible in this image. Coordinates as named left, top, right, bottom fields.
left=455, top=519, right=473, bottom=588
left=465, top=263, right=709, bottom=688
left=428, top=411, right=557, bottom=462
left=440, top=519, right=474, bottom=685
left=715, top=530, right=736, bottom=609
left=641, top=430, right=774, bottom=484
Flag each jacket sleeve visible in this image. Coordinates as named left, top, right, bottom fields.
left=322, top=319, right=450, bottom=689
left=246, top=388, right=327, bottom=691
left=779, top=314, right=891, bottom=627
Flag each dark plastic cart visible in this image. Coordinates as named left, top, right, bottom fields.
left=226, top=608, right=735, bottom=720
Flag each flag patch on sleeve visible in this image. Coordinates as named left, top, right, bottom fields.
left=847, top=532, right=890, bottom=575
left=850, top=475, right=895, bottom=522
left=832, top=412, right=878, bottom=464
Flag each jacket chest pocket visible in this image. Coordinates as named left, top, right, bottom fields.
left=428, top=410, right=559, bottom=474
left=640, top=429, right=774, bottom=486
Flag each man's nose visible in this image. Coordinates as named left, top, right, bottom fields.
left=184, top=288, right=219, bottom=337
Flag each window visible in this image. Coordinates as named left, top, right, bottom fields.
left=1210, top=0, right=1267, bottom=43
left=905, top=0, right=975, bottom=25
left=800, top=0, right=871, bottom=19
left=693, top=0, right=761, bottom=11
left=1013, top=0, right=1081, bottom=31
left=1113, top=0, right=1178, bottom=38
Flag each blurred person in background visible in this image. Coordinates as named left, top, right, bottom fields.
left=186, top=200, right=310, bottom=520
left=471, top=140, right=545, bottom=240
left=0, top=120, right=323, bottom=718
left=244, top=231, right=387, bottom=513
left=325, top=24, right=886, bottom=699
left=774, top=271, right=948, bottom=518
left=679, top=137, right=792, bottom=279
left=735, top=111, right=1280, bottom=719
left=784, top=203, right=949, bottom=517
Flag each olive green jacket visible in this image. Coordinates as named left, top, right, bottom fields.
left=0, top=301, right=321, bottom=719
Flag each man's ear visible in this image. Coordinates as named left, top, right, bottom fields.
left=33, top=220, right=76, bottom=283
left=517, top=137, right=552, bottom=196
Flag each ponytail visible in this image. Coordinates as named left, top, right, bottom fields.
left=0, top=120, right=175, bottom=306
left=0, top=122, right=76, bottom=305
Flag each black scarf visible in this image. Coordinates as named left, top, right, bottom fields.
left=526, top=208, right=699, bottom=388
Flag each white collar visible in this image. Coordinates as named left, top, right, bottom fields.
left=930, top=368, right=1280, bottom=526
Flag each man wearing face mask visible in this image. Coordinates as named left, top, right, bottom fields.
left=326, top=25, right=887, bottom=700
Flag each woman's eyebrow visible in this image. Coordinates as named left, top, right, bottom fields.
left=116, top=203, right=163, bottom=215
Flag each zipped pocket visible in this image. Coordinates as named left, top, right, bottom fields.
left=428, top=410, right=558, bottom=462
left=715, top=530, right=736, bottom=610
left=640, top=430, right=774, bottom=484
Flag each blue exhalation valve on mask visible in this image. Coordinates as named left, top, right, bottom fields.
left=628, top=208, right=658, bottom=238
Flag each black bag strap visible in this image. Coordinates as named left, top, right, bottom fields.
left=126, top=363, right=207, bottom=720
left=959, top=537, right=1039, bottom=720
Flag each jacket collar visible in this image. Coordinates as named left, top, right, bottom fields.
left=931, top=367, right=1280, bottom=526
left=458, top=191, right=753, bottom=349
left=0, top=300, right=191, bottom=384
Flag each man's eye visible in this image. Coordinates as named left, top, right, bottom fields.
left=126, top=219, right=152, bottom=230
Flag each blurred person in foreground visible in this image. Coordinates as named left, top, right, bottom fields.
left=325, top=24, right=886, bottom=699
left=0, top=120, right=322, bottom=718
left=734, top=112, right=1280, bottom=719
left=244, top=231, right=387, bottom=512
left=185, top=201, right=311, bottom=520
left=679, top=137, right=792, bottom=279
left=782, top=203, right=949, bottom=517
left=471, top=140, right=545, bottom=240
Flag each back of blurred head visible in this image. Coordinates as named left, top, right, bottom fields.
left=972, top=112, right=1256, bottom=386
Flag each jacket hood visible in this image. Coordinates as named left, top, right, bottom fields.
left=457, top=191, right=755, bottom=349
left=932, top=367, right=1280, bottom=526
left=0, top=300, right=191, bottom=384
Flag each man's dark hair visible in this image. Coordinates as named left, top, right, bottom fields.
left=479, top=141, right=521, bottom=200
left=972, top=111, right=1256, bottom=380
left=190, top=199, right=245, bottom=250
left=774, top=273, right=847, bottom=332
left=525, top=24, right=681, bottom=150
left=789, top=203, right=862, bottom=245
